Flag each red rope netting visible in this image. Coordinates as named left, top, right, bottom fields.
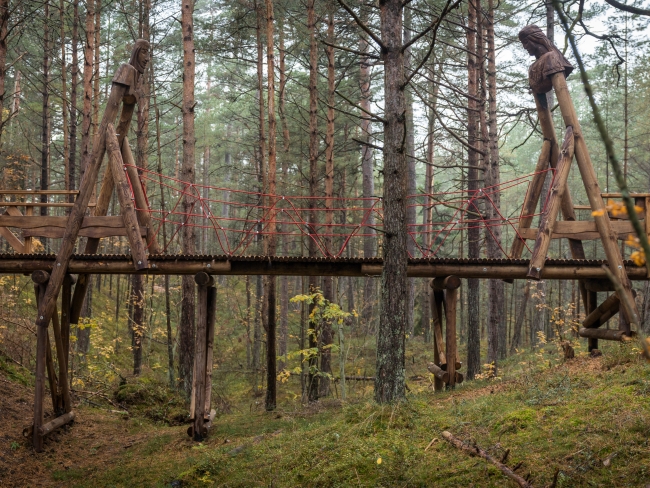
left=123, top=164, right=555, bottom=259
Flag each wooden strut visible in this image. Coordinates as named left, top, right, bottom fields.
left=582, top=293, right=620, bottom=329
left=189, top=272, right=216, bottom=441
left=429, top=276, right=461, bottom=390
left=527, top=127, right=575, bottom=279
left=551, top=72, right=640, bottom=326
left=106, top=123, right=148, bottom=270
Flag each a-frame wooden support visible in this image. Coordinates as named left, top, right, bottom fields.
left=511, top=70, right=640, bottom=347
left=30, top=42, right=156, bottom=452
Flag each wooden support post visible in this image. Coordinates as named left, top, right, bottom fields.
left=191, top=272, right=213, bottom=441
left=68, top=100, right=138, bottom=327
left=106, top=123, right=148, bottom=270
left=587, top=290, right=598, bottom=352
left=429, top=290, right=444, bottom=392
left=61, top=274, right=74, bottom=375
left=204, top=285, right=217, bottom=415
left=579, top=328, right=635, bottom=341
left=534, top=94, right=588, bottom=307
left=527, top=127, right=575, bottom=279
left=583, top=293, right=620, bottom=329
left=33, top=270, right=71, bottom=414
left=121, top=136, right=161, bottom=254
left=551, top=72, right=640, bottom=326
left=34, top=71, right=130, bottom=330
left=510, top=139, right=551, bottom=259
left=24, top=206, right=33, bottom=253
left=33, top=314, right=46, bottom=452
left=432, top=276, right=460, bottom=389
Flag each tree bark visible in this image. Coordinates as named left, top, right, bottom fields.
left=60, top=0, right=70, bottom=199
left=41, top=0, right=51, bottom=223
left=69, top=0, right=79, bottom=195
left=319, top=8, right=335, bottom=398
left=403, top=5, right=416, bottom=338
left=131, top=274, right=143, bottom=375
left=264, top=0, right=277, bottom=411
left=306, top=0, right=319, bottom=402
left=485, top=0, right=505, bottom=363
left=466, top=0, right=481, bottom=380
left=179, top=0, right=197, bottom=397
left=80, top=0, right=94, bottom=185
left=0, top=0, right=8, bottom=150
left=375, top=0, right=407, bottom=403
left=359, top=7, right=376, bottom=326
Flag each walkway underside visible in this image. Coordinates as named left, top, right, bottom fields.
left=1, top=253, right=647, bottom=281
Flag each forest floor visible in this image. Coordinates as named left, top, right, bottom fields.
left=2, top=343, right=650, bottom=487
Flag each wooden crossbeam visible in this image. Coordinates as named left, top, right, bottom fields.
left=583, top=293, right=620, bottom=329
left=528, top=127, right=575, bottom=279
left=519, top=220, right=642, bottom=241
left=0, top=215, right=147, bottom=239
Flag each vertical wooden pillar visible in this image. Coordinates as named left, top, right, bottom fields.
left=430, top=288, right=445, bottom=391
left=204, top=285, right=217, bottom=415
left=551, top=72, right=640, bottom=324
left=191, top=272, right=213, bottom=441
left=587, top=290, right=597, bottom=352
left=445, top=287, right=459, bottom=389
left=33, top=304, right=47, bottom=452
left=61, top=275, right=73, bottom=379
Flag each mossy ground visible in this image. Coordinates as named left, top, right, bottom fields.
left=3, top=341, right=650, bottom=487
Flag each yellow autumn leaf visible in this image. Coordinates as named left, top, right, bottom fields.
left=377, top=457, right=382, bottom=465
left=591, top=209, right=605, bottom=217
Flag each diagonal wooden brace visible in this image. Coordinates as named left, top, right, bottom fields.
left=527, top=127, right=575, bottom=279
left=551, top=72, right=640, bottom=325
left=34, top=80, right=128, bottom=329
left=106, top=123, right=148, bottom=270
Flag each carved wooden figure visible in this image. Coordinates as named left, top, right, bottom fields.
left=517, top=25, right=639, bottom=337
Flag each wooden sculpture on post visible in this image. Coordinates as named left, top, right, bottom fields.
left=514, top=25, right=639, bottom=346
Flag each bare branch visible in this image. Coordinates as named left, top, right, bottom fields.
left=336, top=0, right=387, bottom=51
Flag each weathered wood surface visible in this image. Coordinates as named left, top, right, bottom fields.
left=519, top=220, right=643, bottom=241
left=579, top=327, right=635, bottom=341
left=582, top=293, right=620, bottom=329
left=39, top=411, right=75, bottom=436
left=431, top=275, right=461, bottom=290
left=34, top=78, right=128, bottom=329
left=204, top=285, right=217, bottom=415
left=106, top=124, right=148, bottom=270
left=528, top=127, right=575, bottom=280
left=445, top=287, right=458, bottom=389
left=431, top=290, right=445, bottom=391
left=121, top=136, right=161, bottom=253
left=427, top=362, right=449, bottom=383
left=551, top=71, right=640, bottom=325
left=0, top=257, right=648, bottom=280
left=191, top=272, right=213, bottom=441
left=510, top=139, right=551, bottom=260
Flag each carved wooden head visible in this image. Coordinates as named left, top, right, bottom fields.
left=518, top=25, right=574, bottom=94
left=129, top=39, right=150, bottom=74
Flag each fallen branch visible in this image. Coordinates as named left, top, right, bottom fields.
left=441, top=431, right=533, bottom=488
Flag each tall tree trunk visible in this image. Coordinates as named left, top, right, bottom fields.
left=41, top=0, right=50, bottom=221
left=264, top=0, right=278, bottom=412
left=466, top=0, right=481, bottom=380
left=375, top=0, right=407, bottom=403
left=92, top=0, right=100, bottom=141
left=320, top=9, right=335, bottom=398
left=360, top=8, right=375, bottom=326
left=0, top=0, right=8, bottom=150
left=306, top=0, right=319, bottom=401
left=60, top=0, right=70, bottom=196
left=403, top=5, right=416, bottom=339
left=422, top=68, right=439, bottom=343
left=131, top=275, right=143, bottom=375
left=485, top=0, right=505, bottom=361
left=80, top=0, right=94, bottom=184
left=69, top=0, right=79, bottom=196
left=179, top=0, right=197, bottom=397
left=278, top=18, right=289, bottom=373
